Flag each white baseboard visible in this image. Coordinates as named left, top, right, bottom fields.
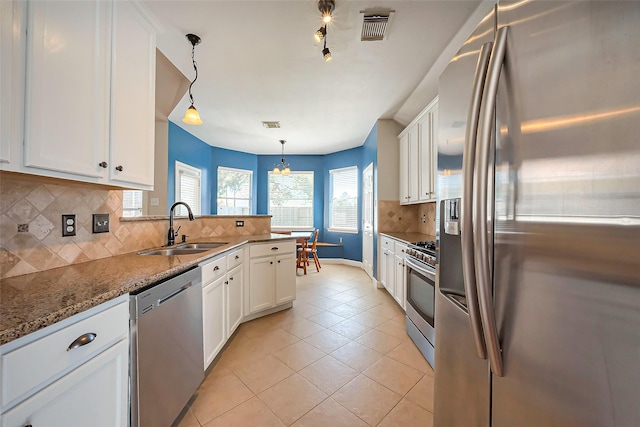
left=319, top=258, right=362, bottom=268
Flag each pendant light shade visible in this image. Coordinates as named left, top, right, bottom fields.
left=273, top=140, right=291, bottom=175
left=183, top=33, right=203, bottom=125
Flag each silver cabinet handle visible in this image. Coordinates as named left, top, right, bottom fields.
left=461, top=40, right=493, bottom=361
left=474, top=25, right=508, bottom=377
left=67, top=332, right=97, bottom=351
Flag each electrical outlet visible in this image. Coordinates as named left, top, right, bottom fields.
left=17, top=224, right=29, bottom=233
left=62, top=214, right=76, bottom=237
left=93, top=214, right=109, bottom=233
left=235, top=220, right=244, bottom=227
left=339, top=237, right=343, bottom=244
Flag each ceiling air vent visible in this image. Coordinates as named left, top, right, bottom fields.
left=360, top=9, right=394, bottom=41
left=262, top=121, right=281, bottom=129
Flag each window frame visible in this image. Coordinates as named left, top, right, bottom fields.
left=328, top=165, right=359, bottom=233
left=174, top=160, right=202, bottom=216
left=268, top=170, right=315, bottom=231
left=217, top=166, right=253, bottom=215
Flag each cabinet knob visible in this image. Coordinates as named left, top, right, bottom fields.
left=235, top=255, right=240, bottom=259
left=225, top=281, right=229, bottom=285
left=270, top=261, right=274, bottom=264
left=278, top=260, right=281, bottom=263
left=229, top=277, right=234, bottom=281
left=213, top=266, right=220, bottom=271
left=115, top=165, right=124, bottom=172
left=98, top=161, right=108, bottom=168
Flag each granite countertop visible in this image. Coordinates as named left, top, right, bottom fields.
left=0, top=233, right=295, bottom=345
left=380, top=231, right=436, bottom=244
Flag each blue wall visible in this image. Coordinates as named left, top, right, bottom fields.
left=168, top=121, right=371, bottom=263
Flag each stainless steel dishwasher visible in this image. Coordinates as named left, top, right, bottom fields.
left=130, top=267, right=203, bottom=427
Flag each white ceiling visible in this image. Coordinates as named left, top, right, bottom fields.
left=143, top=0, right=485, bottom=155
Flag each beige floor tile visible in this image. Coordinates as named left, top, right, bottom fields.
left=326, top=303, right=363, bottom=318
left=330, top=341, right=383, bottom=372
left=190, top=373, right=254, bottom=425
left=366, top=302, right=404, bottom=320
left=289, top=302, right=326, bottom=318
left=266, top=308, right=303, bottom=328
left=272, top=340, right=326, bottom=371
left=346, top=296, right=383, bottom=311
left=258, top=373, right=327, bottom=426
left=291, top=397, right=368, bottom=427
left=308, top=296, right=343, bottom=310
left=232, top=354, right=295, bottom=394
left=327, top=291, right=360, bottom=304
left=343, top=287, right=375, bottom=298
left=202, top=397, right=285, bottom=427
left=306, top=311, right=346, bottom=327
left=303, top=329, right=351, bottom=353
left=237, top=316, right=282, bottom=338
left=332, top=375, right=401, bottom=426
left=298, top=355, right=358, bottom=395
left=375, top=317, right=411, bottom=340
left=175, top=408, right=200, bottom=427
left=405, top=374, right=434, bottom=412
left=215, top=336, right=271, bottom=371
left=282, top=317, right=326, bottom=339
left=350, top=310, right=390, bottom=328
left=253, top=328, right=300, bottom=353
left=377, top=398, right=433, bottom=427
left=328, top=318, right=371, bottom=340
left=362, top=356, right=423, bottom=395
left=387, top=341, right=434, bottom=374
left=355, top=329, right=403, bottom=354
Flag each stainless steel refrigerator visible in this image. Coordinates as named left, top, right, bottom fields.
left=435, top=2, right=640, bottom=426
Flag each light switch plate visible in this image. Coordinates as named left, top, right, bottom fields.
left=93, top=214, right=109, bottom=233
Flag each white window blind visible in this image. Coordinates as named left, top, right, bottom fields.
left=217, top=167, right=253, bottom=215
left=268, top=171, right=314, bottom=228
left=122, top=190, right=143, bottom=217
left=329, top=166, right=358, bottom=232
left=175, top=161, right=202, bottom=216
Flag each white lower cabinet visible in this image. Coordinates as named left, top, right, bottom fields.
left=394, top=241, right=407, bottom=309
left=2, top=340, right=129, bottom=427
left=379, top=235, right=408, bottom=310
left=202, top=274, right=226, bottom=370
left=248, top=241, right=296, bottom=315
left=226, top=264, right=243, bottom=338
left=0, top=296, right=129, bottom=427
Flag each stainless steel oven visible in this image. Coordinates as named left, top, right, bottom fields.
left=405, top=242, right=437, bottom=368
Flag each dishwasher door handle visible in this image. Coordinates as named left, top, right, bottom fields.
left=157, top=282, right=194, bottom=306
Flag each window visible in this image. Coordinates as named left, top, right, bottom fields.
left=175, top=161, right=202, bottom=216
left=329, top=166, right=358, bottom=232
left=217, top=167, right=253, bottom=215
left=268, top=171, right=314, bottom=229
left=122, top=190, right=143, bottom=217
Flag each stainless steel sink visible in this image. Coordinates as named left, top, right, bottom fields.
left=137, top=242, right=227, bottom=256
left=176, top=242, right=227, bottom=250
left=138, top=248, right=210, bottom=256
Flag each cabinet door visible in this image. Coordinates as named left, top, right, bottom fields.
left=394, top=254, right=406, bottom=309
left=0, top=1, right=23, bottom=166
left=380, top=249, right=389, bottom=289
left=386, top=249, right=396, bottom=295
left=275, top=253, right=296, bottom=305
left=399, top=134, right=410, bottom=204
left=203, top=276, right=226, bottom=369
left=109, top=1, right=155, bottom=189
left=249, top=257, right=275, bottom=314
left=429, top=106, right=439, bottom=200
left=2, top=339, right=128, bottom=427
left=418, top=114, right=432, bottom=202
left=226, top=265, right=243, bottom=337
left=23, top=1, right=110, bottom=178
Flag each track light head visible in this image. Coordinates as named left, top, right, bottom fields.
left=323, top=47, right=332, bottom=62
left=314, top=26, right=326, bottom=43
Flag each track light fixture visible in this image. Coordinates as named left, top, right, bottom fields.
left=182, top=33, right=203, bottom=125
left=314, top=25, right=326, bottom=43
left=273, top=140, right=291, bottom=176
left=318, top=0, right=335, bottom=24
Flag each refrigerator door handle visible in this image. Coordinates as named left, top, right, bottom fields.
left=475, top=25, right=508, bottom=377
left=461, top=41, right=493, bottom=361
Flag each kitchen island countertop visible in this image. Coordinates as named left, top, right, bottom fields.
left=0, top=233, right=295, bottom=345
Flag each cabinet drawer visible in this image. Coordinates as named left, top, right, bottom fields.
left=394, top=241, right=408, bottom=258
left=1, top=299, right=129, bottom=409
left=227, top=248, right=243, bottom=270
left=250, top=240, right=295, bottom=258
left=381, top=235, right=395, bottom=252
left=201, top=255, right=227, bottom=284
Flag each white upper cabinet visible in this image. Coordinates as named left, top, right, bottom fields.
left=24, top=1, right=111, bottom=178
left=398, top=97, right=438, bottom=205
left=2, top=0, right=157, bottom=190
left=109, top=0, right=156, bottom=187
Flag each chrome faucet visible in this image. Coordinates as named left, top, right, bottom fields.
left=167, top=202, right=195, bottom=246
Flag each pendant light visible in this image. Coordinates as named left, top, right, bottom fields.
left=273, top=140, right=291, bottom=176
left=182, top=33, right=203, bottom=125
left=314, top=1, right=335, bottom=62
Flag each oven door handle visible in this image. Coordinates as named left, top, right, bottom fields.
left=405, top=257, right=436, bottom=282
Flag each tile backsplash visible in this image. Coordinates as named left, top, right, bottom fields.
left=378, top=200, right=436, bottom=236
left=0, top=172, right=270, bottom=279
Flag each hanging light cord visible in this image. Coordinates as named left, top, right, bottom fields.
left=188, top=43, right=198, bottom=107
left=323, top=27, right=328, bottom=50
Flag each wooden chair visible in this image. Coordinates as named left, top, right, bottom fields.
left=296, top=238, right=308, bottom=274
left=298, top=229, right=321, bottom=272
